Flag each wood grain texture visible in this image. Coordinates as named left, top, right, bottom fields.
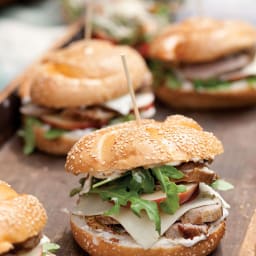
left=0, top=103, right=256, bottom=256
left=239, top=209, right=256, bottom=256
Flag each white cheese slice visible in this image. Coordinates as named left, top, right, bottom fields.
left=240, top=54, right=256, bottom=75
left=199, top=182, right=230, bottom=209
left=110, top=196, right=218, bottom=249
left=104, top=92, right=154, bottom=115
left=73, top=194, right=112, bottom=216
left=111, top=208, right=159, bottom=249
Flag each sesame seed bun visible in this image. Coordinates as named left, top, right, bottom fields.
left=149, top=17, right=256, bottom=63
left=29, top=40, right=152, bottom=108
left=70, top=214, right=226, bottom=256
left=65, top=115, right=223, bottom=178
left=155, top=85, right=256, bottom=109
left=0, top=181, right=47, bottom=254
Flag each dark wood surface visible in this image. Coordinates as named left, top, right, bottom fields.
left=0, top=103, right=255, bottom=256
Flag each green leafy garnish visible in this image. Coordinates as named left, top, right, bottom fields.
left=42, top=242, right=60, bottom=256
left=246, top=76, right=256, bottom=88
left=44, top=128, right=65, bottom=140
left=152, top=166, right=185, bottom=214
left=69, top=177, right=86, bottom=197
left=155, top=4, right=169, bottom=19
left=88, top=166, right=185, bottom=233
left=193, top=79, right=231, bottom=91
left=211, top=179, right=234, bottom=191
left=156, top=165, right=184, bottom=180
left=130, top=197, right=160, bottom=233
left=92, top=177, right=115, bottom=189
left=129, top=169, right=155, bottom=194
left=109, top=114, right=135, bottom=125
left=148, top=60, right=181, bottom=89
left=18, top=117, right=41, bottom=155
left=166, top=72, right=181, bottom=89
left=91, top=186, right=161, bottom=233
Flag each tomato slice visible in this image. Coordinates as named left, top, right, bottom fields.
left=141, top=183, right=198, bottom=205
left=136, top=42, right=150, bottom=57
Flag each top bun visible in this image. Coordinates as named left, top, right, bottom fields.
left=0, top=181, right=47, bottom=254
left=30, top=39, right=152, bottom=108
left=149, top=17, right=256, bottom=63
left=66, top=115, right=223, bottom=178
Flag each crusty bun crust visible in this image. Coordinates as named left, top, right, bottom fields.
left=155, top=85, right=256, bottom=109
left=33, top=126, right=77, bottom=155
left=70, top=215, right=225, bottom=256
left=149, top=17, right=256, bottom=63
left=0, top=181, right=47, bottom=254
left=30, top=40, right=152, bottom=108
left=66, top=115, right=223, bottom=177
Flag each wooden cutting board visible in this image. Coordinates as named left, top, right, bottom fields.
left=0, top=22, right=256, bottom=256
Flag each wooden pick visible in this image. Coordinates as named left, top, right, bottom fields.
left=121, top=54, right=141, bottom=125
left=85, top=1, right=93, bottom=40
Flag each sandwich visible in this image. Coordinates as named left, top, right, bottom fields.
left=92, top=0, right=169, bottom=55
left=19, top=39, right=154, bottom=155
left=149, top=17, right=256, bottom=109
left=0, top=180, right=59, bottom=256
left=66, top=114, right=233, bottom=256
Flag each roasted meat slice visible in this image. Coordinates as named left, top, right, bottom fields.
left=181, top=203, right=223, bottom=225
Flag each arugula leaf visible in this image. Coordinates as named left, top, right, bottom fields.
left=44, top=128, right=65, bottom=140
left=92, top=177, right=115, bottom=189
left=152, top=167, right=185, bottom=214
left=193, top=79, right=231, bottom=91
left=156, top=165, right=184, bottom=179
left=211, top=179, right=234, bottom=191
left=86, top=167, right=186, bottom=233
left=130, top=197, right=160, bottom=233
left=166, top=72, right=181, bottom=89
left=92, top=169, right=154, bottom=194
left=148, top=60, right=181, bottom=89
left=246, top=76, right=256, bottom=88
left=109, top=114, right=135, bottom=125
left=91, top=186, right=161, bottom=233
left=18, top=117, right=42, bottom=155
left=129, top=169, right=154, bottom=194
left=155, top=4, right=169, bottom=18
left=42, top=242, right=60, bottom=256
left=90, top=188, right=135, bottom=215
left=159, top=182, right=179, bottom=214
left=69, top=177, right=86, bottom=197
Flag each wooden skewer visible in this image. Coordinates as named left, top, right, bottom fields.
left=85, top=1, right=93, bottom=40
left=239, top=209, right=256, bottom=256
left=121, top=54, right=142, bottom=125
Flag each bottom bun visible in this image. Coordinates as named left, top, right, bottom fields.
left=156, top=85, right=256, bottom=109
left=33, top=126, right=77, bottom=155
left=70, top=215, right=225, bottom=256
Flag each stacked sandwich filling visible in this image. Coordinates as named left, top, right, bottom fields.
left=92, top=0, right=169, bottom=46
left=150, top=50, right=256, bottom=92
left=19, top=40, right=154, bottom=154
left=71, top=161, right=231, bottom=249
left=0, top=181, right=59, bottom=256
left=20, top=87, right=155, bottom=154
left=3, top=236, right=59, bottom=256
